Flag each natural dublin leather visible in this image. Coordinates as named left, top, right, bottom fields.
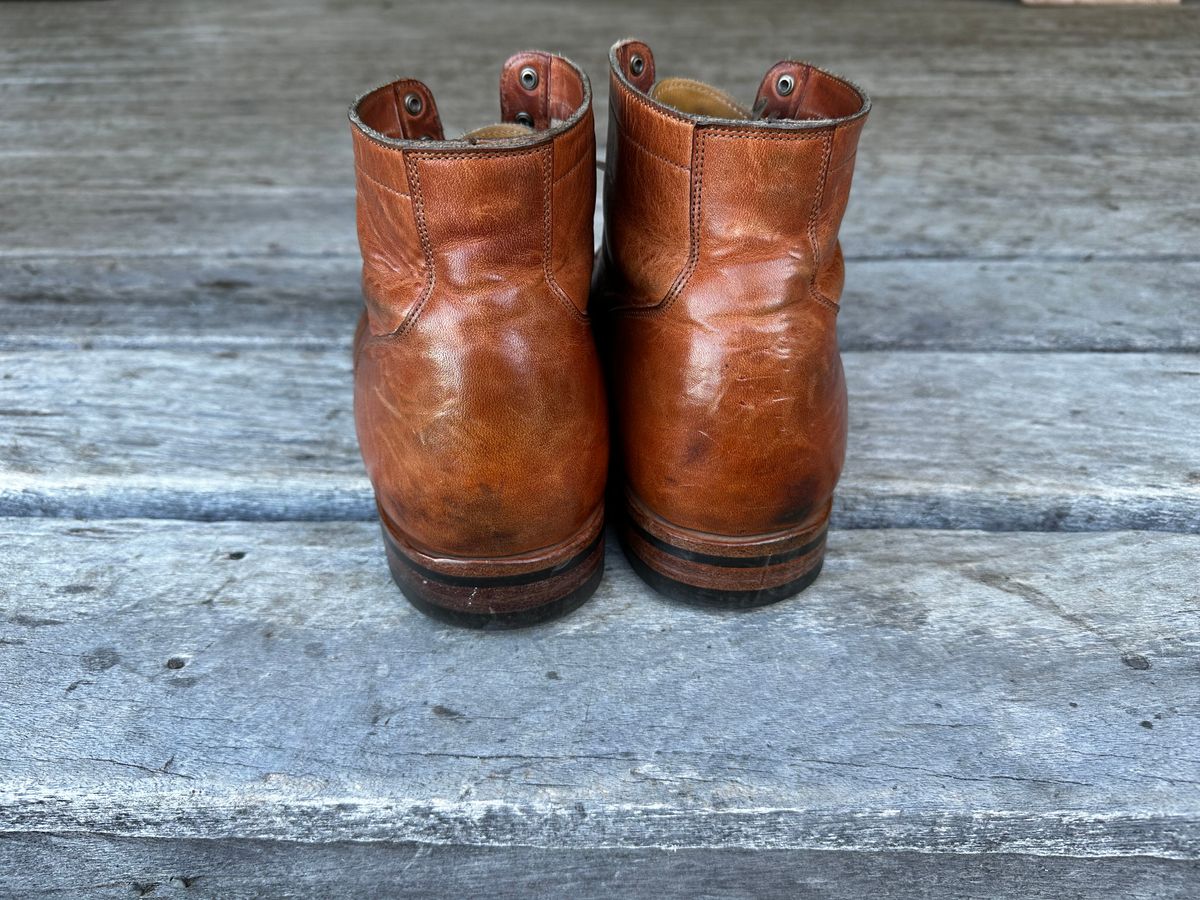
left=593, top=40, right=870, bottom=606
left=349, top=52, right=607, bottom=627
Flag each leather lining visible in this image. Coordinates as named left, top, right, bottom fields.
left=349, top=52, right=591, bottom=150
left=650, top=77, right=750, bottom=120
left=462, top=123, right=536, bottom=141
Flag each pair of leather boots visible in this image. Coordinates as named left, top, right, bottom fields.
left=349, top=40, right=870, bottom=627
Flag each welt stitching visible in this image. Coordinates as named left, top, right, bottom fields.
left=542, top=145, right=590, bottom=323
left=354, top=165, right=411, bottom=200
left=395, top=154, right=436, bottom=338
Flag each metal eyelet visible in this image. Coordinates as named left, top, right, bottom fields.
left=776, top=74, right=795, bottom=97
left=515, top=111, right=534, bottom=127
left=403, top=92, right=423, bottom=115
left=519, top=66, right=539, bottom=90
left=630, top=54, right=645, bottom=77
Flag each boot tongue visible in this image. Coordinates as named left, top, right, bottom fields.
left=650, top=77, right=749, bottom=120
left=461, top=122, right=535, bottom=141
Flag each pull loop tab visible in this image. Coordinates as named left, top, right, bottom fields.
left=614, top=40, right=655, bottom=93
left=389, top=80, right=444, bottom=140
left=500, top=51, right=553, bottom=129
left=753, top=62, right=812, bottom=121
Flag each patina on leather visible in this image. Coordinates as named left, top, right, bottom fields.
left=349, top=51, right=607, bottom=626
left=594, top=39, right=870, bottom=606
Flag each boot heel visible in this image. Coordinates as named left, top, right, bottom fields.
left=620, top=493, right=828, bottom=608
left=380, top=510, right=604, bottom=629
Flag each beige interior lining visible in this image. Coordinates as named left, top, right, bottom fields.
left=462, top=122, right=536, bottom=141
left=650, top=77, right=750, bottom=120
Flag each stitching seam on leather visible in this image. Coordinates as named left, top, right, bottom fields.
left=552, top=141, right=592, bottom=184
left=355, top=165, right=411, bottom=200
left=619, top=127, right=833, bottom=320
left=706, top=127, right=840, bottom=314
left=394, top=154, right=435, bottom=337
left=617, top=128, right=690, bottom=172
left=807, top=130, right=838, bottom=315
left=386, top=147, right=549, bottom=338
left=700, top=128, right=830, bottom=142
left=543, top=145, right=590, bottom=322
left=614, top=126, right=703, bottom=319
left=403, top=148, right=545, bottom=162
left=655, top=127, right=707, bottom=317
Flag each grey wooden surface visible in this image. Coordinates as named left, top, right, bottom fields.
left=2, top=349, right=1198, bottom=530
left=5, top=838, right=1199, bottom=900
left=3, top=522, right=1198, bottom=848
left=1, top=0, right=1199, bottom=895
left=4, top=256, right=1199, bottom=353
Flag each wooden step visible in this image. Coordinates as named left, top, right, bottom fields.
left=1, top=349, right=1196, bottom=530
left=2, top=520, right=1196, bottom=880
left=3, top=256, right=1199, bottom=354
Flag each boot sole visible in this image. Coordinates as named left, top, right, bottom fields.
left=620, top=491, right=828, bottom=609
left=379, top=508, right=604, bottom=629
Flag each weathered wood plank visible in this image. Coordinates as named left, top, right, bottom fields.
left=2, top=0, right=1196, bottom=154
left=0, top=0, right=1197, bottom=261
left=5, top=152, right=1197, bottom=260
left=2, top=835, right=1198, bottom=900
left=1, top=521, right=1197, bottom=858
left=3, top=256, right=1198, bottom=353
left=5, top=94, right=1197, bottom=190
left=0, top=349, right=1196, bottom=529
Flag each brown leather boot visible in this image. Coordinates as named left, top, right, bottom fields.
left=348, top=52, right=607, bottom=627
left=593, top=40, right=870, bottom=607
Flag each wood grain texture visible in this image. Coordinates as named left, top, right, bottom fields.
left=2, top=256, right=1198, bottom=353
left=1023, top=1, right=1179, bottom=7
left=0, top=0, right=1197, bottom=261
left=6, top=154, right=1197, bottom=262
left=1, top=520, right=1197, bottom=858
left=1, top=0, right=1197, bottom=887
left=1, top=348, right=1196, bottom=529
left=2, top=836, right=1199, bottom=900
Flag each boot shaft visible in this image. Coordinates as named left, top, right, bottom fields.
left=596, top=41, right=871, bottom=604
left=601, top=39, right=869, bottom=313
left=349, top=52, right=596, bottom=335
left=347, top=53, right=608, bottom=624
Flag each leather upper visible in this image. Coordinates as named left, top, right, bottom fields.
left=594, top=39, right=870, bottom=537
left=350, top=52, right=607, bottom=560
